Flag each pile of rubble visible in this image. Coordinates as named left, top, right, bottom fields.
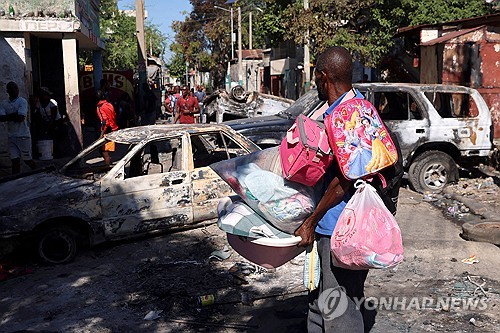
left=416, top=176, right=499, bottom=223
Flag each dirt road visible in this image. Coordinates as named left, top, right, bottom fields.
left=1, top=180, right=499, bottom=333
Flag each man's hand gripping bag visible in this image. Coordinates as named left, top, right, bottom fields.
left=279, top=114, right=334, bottom=186
left=331, top=180, right=404, bottom=270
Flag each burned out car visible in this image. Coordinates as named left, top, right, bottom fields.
left=204, top=86, right=294, bottom=123
left=226, top=83, right=493, bottom=193
left=0, top=124, right=259, bottom=264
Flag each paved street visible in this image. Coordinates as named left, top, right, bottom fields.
left=0, top=183, right=499, bottom=332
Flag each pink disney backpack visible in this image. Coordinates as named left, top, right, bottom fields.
left=324, top=98, right=398, bottom=180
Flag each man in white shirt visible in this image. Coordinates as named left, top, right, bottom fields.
left=34, top=86, right=60, bottom=139
left=0, top=82, right=36, bottom=174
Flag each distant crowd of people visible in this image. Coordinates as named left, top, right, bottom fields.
left=164, top=84, right=206, bottom=124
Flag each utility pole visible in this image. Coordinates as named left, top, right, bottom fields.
left=249, top=11, right=252, bottom=50
left=230, top=7, right=234, bottom=59
left=304, top=0, right=310, bottom=92
left=238, top=6, right=242, bottom=86
left=135, top=0, right=147, bottom=116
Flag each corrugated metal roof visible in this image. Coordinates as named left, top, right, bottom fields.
left=421, top=26, right=484, bottom=46
left=238, top=49, right=264, bottom=59
left=396, top=12, right=500, bottom=36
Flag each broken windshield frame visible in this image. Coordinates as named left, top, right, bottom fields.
left=276, top=89, right=324, bottom=119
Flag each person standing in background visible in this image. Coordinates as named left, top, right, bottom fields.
left=117, top=92, right=136, bottom=129
left=175, top=85, right=199, bottom=124
left=0, top=82, right=36, bottom=174
left=164, top=88, right=177, bottom=122
left=142, top=83, right=157, bottom=125
left=194, top=85, right=206, bottom=123
left=32, top=87, right=60, bottom=140
left=96, top=90, right=119, bottom=166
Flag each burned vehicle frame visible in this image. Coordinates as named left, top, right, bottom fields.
left=0, top=124, right=259, bottom=264
left=203, top=86, right=294, bottom=123
left=226, top=83, right=493, bottom=193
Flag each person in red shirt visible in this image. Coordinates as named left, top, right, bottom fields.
left=175, top=85, right=199, bottom=124
left=96, top=90, right=119, bottom=166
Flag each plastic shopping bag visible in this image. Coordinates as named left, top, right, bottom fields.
left=331, top=180, right=404, bottom=270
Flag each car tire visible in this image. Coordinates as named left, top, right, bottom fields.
left=230, top=85, right=247, bottom=102
left=461, top=221, right=500, bottom=246
left=408, top=150, right=458, bottom=193
left=37, top=226, right=78, bottom=265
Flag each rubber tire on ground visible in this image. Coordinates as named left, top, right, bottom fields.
left=230, top=85, right=247, bottom=102
left=408, top=150, right=458, bottom=193
left=37, top=226, right=78, bottom=265
left=461, top=221, right=500, bottom=246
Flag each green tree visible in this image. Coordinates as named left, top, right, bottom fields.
left=169, top=0, right=289, bottom=87
left=283, top=0, right=490, bottom=67
left=400, top=0, right=489, bottom=26
left=79, top=0, right=168, bottom=71
left=168, top=52, right=187, bottom=82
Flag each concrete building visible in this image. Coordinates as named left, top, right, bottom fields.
left=0, top=0, right=104, bottom=176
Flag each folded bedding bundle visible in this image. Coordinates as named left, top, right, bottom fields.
left=210, top=147, right=321, bottom=234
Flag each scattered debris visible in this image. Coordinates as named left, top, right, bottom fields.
left=422, top=193, right=438, bottom=202
left=197, top=294, right=215, bottom=307
left=0, top=263, right=34, bottom=282
left=461, top=255, right=480, bottom=265
left=163, top=318, right=258, bottom=330
left=466, top=275, right=488, bottom=298
left=144, top=310, right=163, bottom=321
left=240, top=291, right=254, bottom=306
left=208, top=245, right=232, bottom=261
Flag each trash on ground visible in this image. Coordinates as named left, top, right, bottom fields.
left=144, top=310, right=163, bottom=320
left=0, top=264, right=34, bottom=282
left=197, top=294, right=215, bottom=307
left=208, top=245, right=232, bottom=261
left=466, top=275, right=488, bottom=297
left=422, top=193, right=438, bottom=202
left=461, top=255, right=480, bottom=265
left=240, top=292, right=254, bottom=306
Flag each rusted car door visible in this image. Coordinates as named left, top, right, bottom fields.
left=189, top=130, right=249, bottom=222
left=100, top=135, right=194, bottom=238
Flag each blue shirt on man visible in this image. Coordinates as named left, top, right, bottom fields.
left=315, top=88, right=364, bottom=236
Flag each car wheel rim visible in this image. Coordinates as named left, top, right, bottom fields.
left=40, top=232, right=73, bottom=264
left=423, top=163, right=447, bottom=190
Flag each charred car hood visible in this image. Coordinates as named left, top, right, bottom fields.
left=224, top=114, right=291, bottom=131
left=0, top=171, right=96, bottom=211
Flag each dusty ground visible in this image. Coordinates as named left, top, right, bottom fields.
left=1, top=170, right=499, bottom=333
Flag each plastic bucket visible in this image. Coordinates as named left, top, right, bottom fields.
left=37, top=140, right=53, bottom=161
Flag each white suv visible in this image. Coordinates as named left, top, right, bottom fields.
left=227, top=83, right=494, bottom=193
left=356, top=83, right=493, bottom=193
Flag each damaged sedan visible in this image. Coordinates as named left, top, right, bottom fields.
left=0, top=124, right=259, bottom=264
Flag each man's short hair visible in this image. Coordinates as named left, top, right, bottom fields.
left=100, top=79, right=109, bottom=89
left=316, top=46, right=353, bottom=84
left=6, top=81, right=18, bottom=90
left=96, top=90, right=106, bottom=101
